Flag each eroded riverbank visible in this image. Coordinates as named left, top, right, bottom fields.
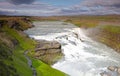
left=25, top=21, right=120, bottom=76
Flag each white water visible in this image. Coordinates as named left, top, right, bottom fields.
left=25, top=21, right=120, bottom=76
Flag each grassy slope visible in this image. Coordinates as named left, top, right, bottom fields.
left=32, top=59, right=67, bottom=76
left=0, top=17, right=66, bottom=76
left=0, top=25, right=34, bottom=76
left=0, top=42, right=18, bottom=76
left=99, top=25, right=120, bottom=52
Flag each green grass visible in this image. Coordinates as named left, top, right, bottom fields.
left=74, top=21, right=98, bottom=28
left=65, top=19, right=98, bottom=28
left=3, top=26, right=36, bottom=50
left=1, top=23, right=67, bottom=76
left=0, top=41, right=19, bottom=76
left=102, top=25, right=120, bottom=34
left=99, top=25, right=120, bottom=52
left=32, top=58, right=67, bottom=76
left=2, top=26, right=34, bottom=76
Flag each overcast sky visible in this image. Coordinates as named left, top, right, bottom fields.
left=0, top=0, right=120, bottom=16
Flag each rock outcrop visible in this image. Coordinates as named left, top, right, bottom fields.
left=36, top=40, right=61, bottom=51
left=0, top=20, right=7, bottom=28
left=34, top=40, right=63, bottom=65
left=100, top=66, right=120, bottom=76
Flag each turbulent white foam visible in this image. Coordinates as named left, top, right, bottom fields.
left=25, top=22, right=120, bottom=76
left=29, top=32, right=70, bottom=41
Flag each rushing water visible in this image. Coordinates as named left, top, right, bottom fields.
left=25, top=21, right=120, bottom=76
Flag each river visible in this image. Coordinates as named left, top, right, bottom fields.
left=25, top=21, right=120, bottom=76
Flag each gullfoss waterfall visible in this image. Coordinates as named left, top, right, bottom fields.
left=25, top=21, right=120, bottom=76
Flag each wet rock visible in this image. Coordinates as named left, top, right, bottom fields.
left=69, top=40, right=77, bottom=46
left=36, top=40, right=61, bottom=51
left=108, top=66, right=116, bottom=71
left=117, top=67, right=120, bottom=74
left=100, top=66, right=120, bottom=76
left=100, top=72, right=111, bottom=76
left=46, top=49, right=61, bottom=54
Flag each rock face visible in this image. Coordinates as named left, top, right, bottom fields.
left=34, top=40, right=63, bottom=65
left=100, top=66, right=120, bottom=76
left=36, top=40, right=61, bottom=51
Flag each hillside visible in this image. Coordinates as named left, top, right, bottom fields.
left=0, top=17, right=66, bottom=76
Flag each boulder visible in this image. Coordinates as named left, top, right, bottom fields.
left=100, top=66, right=120, bottom=76
left=107, top=66, right=116, bottom=71
left=100, top=71, right=111, bottom=76
left=117, top=67, right=120, bottom=74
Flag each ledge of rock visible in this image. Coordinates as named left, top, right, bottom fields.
left=35, top=40, right=61, bottom=51
left=34, top=40, right=63, bottom=65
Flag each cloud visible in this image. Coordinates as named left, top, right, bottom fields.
left=0, top=0, right=120, bottom=16
left=66, top=0, right=120, bottom=15
left=7, top=0, right=35, bottom=5
left=81, top=0, right=120, bottom=7
left=0, top=2, right=61, bottom=16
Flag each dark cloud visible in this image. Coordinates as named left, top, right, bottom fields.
left=7, top=0, right=35, bottom=5
left=0, top=10, right=14, bottom=15
left=67, top=0, right=120, bottom=15
left=81, top=0, right=120, bottom=8
left=0, top=2, right=61, bottom=16
left=0, top=11, right=8, bottom=15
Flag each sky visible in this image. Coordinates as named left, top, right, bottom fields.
left=0, top=0, right=120, bottom=16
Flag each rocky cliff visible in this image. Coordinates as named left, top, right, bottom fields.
left=34, top=40, right=63, bottom=65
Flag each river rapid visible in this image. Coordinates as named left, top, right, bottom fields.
left=25, top=21, right=120, bottom=76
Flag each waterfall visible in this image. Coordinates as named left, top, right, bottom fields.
left=25, top=21, right=120, bottom=76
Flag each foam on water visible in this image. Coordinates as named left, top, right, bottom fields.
left=25, top=21, right=120, bottom=76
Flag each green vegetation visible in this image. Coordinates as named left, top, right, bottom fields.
left=99, top=25, right=120, bottom=52
left=1, top=15, right=119, bottom=76
left=0, top=17, right=66, bottom=76
left=0, top=22, right=35, bottom=76
left=32, top=58, right=67, bottom=76
left=67, top=20, right=98, bottom=28
left=102, top=25, right=120, bottom=34
left=0, top=42, right=19, bottom=76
